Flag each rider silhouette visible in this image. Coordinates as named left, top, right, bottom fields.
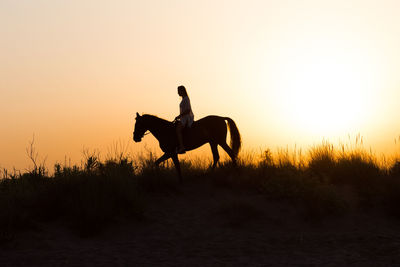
left=175, top=85, right=194, bottom=154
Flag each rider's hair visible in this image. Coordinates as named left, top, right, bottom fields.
left=178, top=85, right=188, bottom=97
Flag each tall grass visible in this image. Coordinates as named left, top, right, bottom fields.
left=0, top=153, right=143, bottom=238
left=1, top=141, right=400, bottom=240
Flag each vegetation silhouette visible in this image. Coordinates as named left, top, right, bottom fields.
left=2, top=141, right=400, bottom=245
left=133, top=113, right=241, bottom=181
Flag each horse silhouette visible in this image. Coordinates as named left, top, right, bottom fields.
left=133, top=113, right=241, bottom=181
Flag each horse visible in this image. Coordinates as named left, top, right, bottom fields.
left=133, top=113, right=241, bottom=181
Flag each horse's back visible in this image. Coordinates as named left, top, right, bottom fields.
left=194, top=115, right=225, bottom=125
left=190, top=115, right=227, bottom=136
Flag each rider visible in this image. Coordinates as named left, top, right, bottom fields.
left=175, top=85, right=194, bottom=154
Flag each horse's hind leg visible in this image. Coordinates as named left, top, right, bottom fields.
left=209, top=142, right=220, bottom=168
left=220, top=142, right=237, bottom=166
left=171, top=154, right=183, bottom=183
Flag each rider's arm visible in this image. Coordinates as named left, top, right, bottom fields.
left=177, top=109, right=191, bottom=119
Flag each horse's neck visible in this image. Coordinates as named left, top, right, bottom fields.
left=146, top=117, right=173, bottom=140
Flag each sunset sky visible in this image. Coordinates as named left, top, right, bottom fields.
left=2, top=0, right=400, bottom=170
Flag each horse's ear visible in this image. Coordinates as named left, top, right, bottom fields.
left=136, top=112, right=141, bottom=118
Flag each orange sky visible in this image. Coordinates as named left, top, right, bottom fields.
left=2, top=0, right=400, bottom=171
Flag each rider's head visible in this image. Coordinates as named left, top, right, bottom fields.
left=177, top=85, right=188, bottom=97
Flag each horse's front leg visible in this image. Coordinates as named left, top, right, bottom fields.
left=155, top=153, right=171, bottom=166
left=171, top=154, right=182, bottom=183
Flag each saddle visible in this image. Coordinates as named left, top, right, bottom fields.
left=174, top=120, right=197, bottom=137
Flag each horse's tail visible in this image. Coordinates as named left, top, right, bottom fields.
left=224, top=117, right=242, bottom=158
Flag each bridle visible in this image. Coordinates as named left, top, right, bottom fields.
left=136, top=129, right=150, bottom=139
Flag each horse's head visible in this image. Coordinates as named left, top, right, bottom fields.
left=133, top=112, right=147, bottom=142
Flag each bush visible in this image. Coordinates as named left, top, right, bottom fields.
left=0, top=157, right=143, bottom=238
left=2, top=142, right=400, bottom=238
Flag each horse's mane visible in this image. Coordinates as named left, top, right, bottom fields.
left=142, top=114, right=172, bottom=125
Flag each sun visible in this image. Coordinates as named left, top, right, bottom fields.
left=286, top=61, right=364, bottom=134
left=271, top=44, right=376, bottom=137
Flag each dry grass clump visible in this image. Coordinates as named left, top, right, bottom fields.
left=0, top=154, right=143, bottom=238
left=2, top=141, right=400, bottom=240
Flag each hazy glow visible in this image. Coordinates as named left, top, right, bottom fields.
left=275, top=42, right=377, bottom=136
left=1, top=0, right=400, bottom=170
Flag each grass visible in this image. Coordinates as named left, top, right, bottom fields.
left=0, top=155, right=143, bottom=238
left=1, top=141, right=400, bottom=240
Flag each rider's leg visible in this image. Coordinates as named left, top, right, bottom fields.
left=176, top=122, right=186, bottom=153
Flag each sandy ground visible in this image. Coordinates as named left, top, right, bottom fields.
left=1, top=179, right=400, bottom=266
